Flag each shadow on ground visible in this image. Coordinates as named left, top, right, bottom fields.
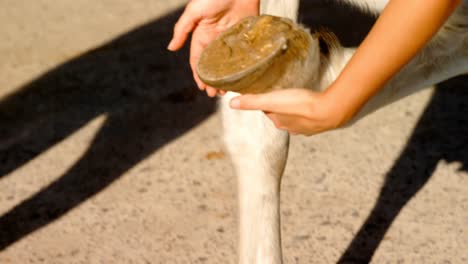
left=1, top=1, right=466, bottom=261
left=0, top=8, right=216, bottom=250
left=299, top=1, right=468, bottom=262
left=338, top=77, right=468, bottom=263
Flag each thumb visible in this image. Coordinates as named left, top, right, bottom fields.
left=229, top=89, right=315, bottom=116
left=229, top=93, right=268, bottom=111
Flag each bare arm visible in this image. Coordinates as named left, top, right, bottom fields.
left=326, top=0, right=462, bottom=123
left=231, top=0, right=462, bottom=135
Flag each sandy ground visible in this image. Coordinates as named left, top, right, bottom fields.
left=0, top=1, right=467, bottom=263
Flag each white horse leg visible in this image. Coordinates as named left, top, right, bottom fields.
left=221, top=1, right=466, bottom=263
left=351, top=55, right=468, bottom=123
left=218, top=2, right=300, bottom=263
left=347, top=2, right=468, bottom=124
left=322, top=1, right=468, bottom=124
left=260, top=0, right=300, bottom=22
left=221, top=93, right=289, bottom=264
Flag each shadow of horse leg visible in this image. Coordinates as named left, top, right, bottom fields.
left=339, top=78, right=468, bottom=263
left=0, top=96, right=215, bottom=251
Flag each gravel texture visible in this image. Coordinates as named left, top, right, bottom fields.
left=0, top=1, right=467, bottom=263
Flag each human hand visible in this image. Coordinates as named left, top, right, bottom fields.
left=229, top=88, right=356, bottom=136
left=168, top=0, right=260, bottom=97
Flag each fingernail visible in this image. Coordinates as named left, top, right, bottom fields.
left=167, top=40, right=175, bottom=51
left=230, top=98, right=240, bottom=109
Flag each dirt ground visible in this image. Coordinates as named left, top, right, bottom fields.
left=0, top=1, right=467, bottom=263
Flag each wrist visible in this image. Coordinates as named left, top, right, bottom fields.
left=322, top=83, right=361, bottom=127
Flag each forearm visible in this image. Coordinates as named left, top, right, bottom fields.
left=327, top=0, right=461, bottom=122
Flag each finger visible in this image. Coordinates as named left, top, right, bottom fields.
left=218, top=90, right=227, bottom=96
left=265, top=112, right=302, bottom=131
left=167, top=4, right=201, bottom=51
left=265, top=112, right=286, bottom=131
left=206, top=86, right=225, bottom=96
left=206, top=87, right=218, bottom=97
left=193, top=71, right=207, bottom=90
left=190, top=21, right=225, bottom=89
left=190, top=28, right=213, bottom=90
left=229, top=89, right=315, bottom=116
left=265, top=113, right=325, bottom=136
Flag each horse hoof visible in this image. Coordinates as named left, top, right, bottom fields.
left=197, top=15, right=314, bottom=94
